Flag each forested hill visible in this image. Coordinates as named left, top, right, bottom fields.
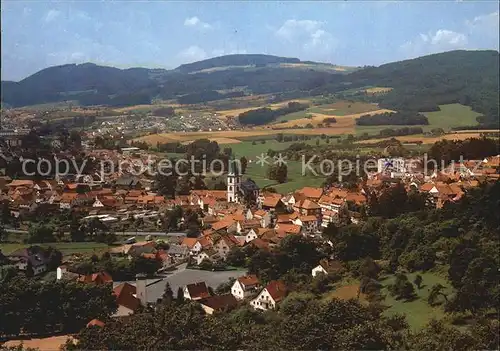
left=175, top=54, right=302, bottom=73
left=1, top=50, right=499, bottom=119
left=315, top=50, right=500, bottom=126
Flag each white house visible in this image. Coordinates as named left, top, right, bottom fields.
left=292, top=215, right=319, bottom=234
left=250, top=280, right=287, bottom=311
left=311, top=259, right=345, bottom=277
left=231, top=275, right=261, bottom=300
left=245, top=229, right=259, bottom=243
left=92, top=197, right=104, bottom=208
left=194, top=251, right=212, bottom=265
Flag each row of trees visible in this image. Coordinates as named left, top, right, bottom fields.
left=69, top=253, right=161, bottom=280
left=238, top=101, right=309, bottom=125
left=0, top=277, right=117, bottom=336
left=356, top=111, right=429, bottom=126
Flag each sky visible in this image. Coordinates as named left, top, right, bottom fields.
left=1, top=1, right=499, bottom=81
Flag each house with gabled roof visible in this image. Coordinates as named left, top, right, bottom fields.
left=113, top=282, right=141, bottom=317
left=77, top=271, right=113, bottom=285
left=199, top=294, right=239, bottom=315
left=231, top=275, right=261, bottom=300
left=293, top=215, right=319, bottom=234
left=296, top=186, right=323, bottom=200
left=311, top=259, right=345, bottom=277
left=293, top=199, right=321, bottom=216
left=183, top=281, right=211, bottom=300
left=274, top=223, right=302, bottom=235
left=251, top=280, right=287, bottom=311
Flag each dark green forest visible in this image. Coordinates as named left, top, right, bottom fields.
left=356, top=111, right=429, bottom=126
left=238, top=101, right=309, bottom=125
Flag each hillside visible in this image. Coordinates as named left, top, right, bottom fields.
left=1, top=51, right=498, bottom=126
left=175, top=54, right=301, bottom=73
left=314, top=50, right=499, bottom=126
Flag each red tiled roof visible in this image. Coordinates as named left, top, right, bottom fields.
left=262, top=197, right=282, bottom=208
left=78, top=271, right=113, bottom=284
left=86, top=319, right=105, bottom=328
left=237, top=274, right=260, bottom=287
left=294, top=199, right=320, bottom=210
left=185, top=282, right=211, bottom=300
left=199, top=294, right=238, bottom=311
left=249, top=238, right=270, bottom=250
left=211, top=220, right=233, bottom=231
left=113, top=282, right=141, bottom=311
left=266, top=280, right=287, bottom=302
left=298, top=215, right=317, bottom=222
left=298, top=187, right=323, bottom=199
left=275, top=223, right=301, bottom=234
left=182, top=237, right=198, bottom=249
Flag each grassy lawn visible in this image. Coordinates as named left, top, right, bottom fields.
left=423, top=103, right=481, bottom=131
left=229, top=139, right=319, bottom=159
left=244, top=159, right=324, bottom=193
left=380, top=271, right=454, bottom=331
left=355, top=104, right=482, bottom=136
left=0, top=242, right=109, bottom=256
left=312, top=101, right=380, bottom=116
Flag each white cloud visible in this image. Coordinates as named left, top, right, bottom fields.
left=400, top=29, right=468, bottom=57
left=76, top=11, right=92, bottom=21
left=275, top=19, right=336, bottom=51
left=466, top=11, right=499, bottom=31
left=178, top=45, right=207, bottom=62
left=43, top=9, right=61, bottom=23
left=429, top=29, right=467, bottom=46
left=184, top=16, right=213, bottom=31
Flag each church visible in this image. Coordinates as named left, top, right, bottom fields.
left=227, top=158, right=259, bottom=204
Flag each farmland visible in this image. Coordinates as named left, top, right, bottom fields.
left=423, top=103, right=482, bottom=130
left=134, top=126, right=355, bottom=145
left=355, top=130, right=497, bottom=145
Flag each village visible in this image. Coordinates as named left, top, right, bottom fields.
left=1, top=136, right=499, bottom=334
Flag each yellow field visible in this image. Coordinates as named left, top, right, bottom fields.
left=181, top=137, right=242, bottom=145
left=356, top=132, right=492, bottom=145
left=365, top=87, right=392, bottom=94
left=216, top=98, right=312, bottom=119
left=134, top=125, right=356, bottom=145
left=275, top=109, right=394, bottom=129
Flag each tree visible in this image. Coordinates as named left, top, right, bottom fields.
left=388, top=273, right=416, bottom=301
left=27, top=224, right=55, bottom=243
left=413, top=274, right=423, bottom=289
left=0, top=277, right=117, bottom=336
left=267, top=163, right=288, bottom=183
left=359, top=257, right=380, bottom=279
left=162, top=282, right=174, bottom=304
left=0, top=223, right=7, bottom=242
left=240, top=156, right=248, bottom=174
left=446, top=256, right=498, bottom=313
left=427, top=284, right=448, bottom=306
left=176, top=287, right=184, bottom=303
left=216, top=278, right=236, bottom=295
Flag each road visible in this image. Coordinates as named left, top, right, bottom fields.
left=6, top=228, right=175, bottom=237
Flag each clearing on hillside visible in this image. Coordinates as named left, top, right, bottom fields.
left=423, top=103, right=482, bottom=130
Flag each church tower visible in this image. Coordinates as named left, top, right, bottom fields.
left=227, top=158, right=241, bottom=203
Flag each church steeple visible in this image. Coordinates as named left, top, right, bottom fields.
left=227, top=157, right=241, bottom=203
